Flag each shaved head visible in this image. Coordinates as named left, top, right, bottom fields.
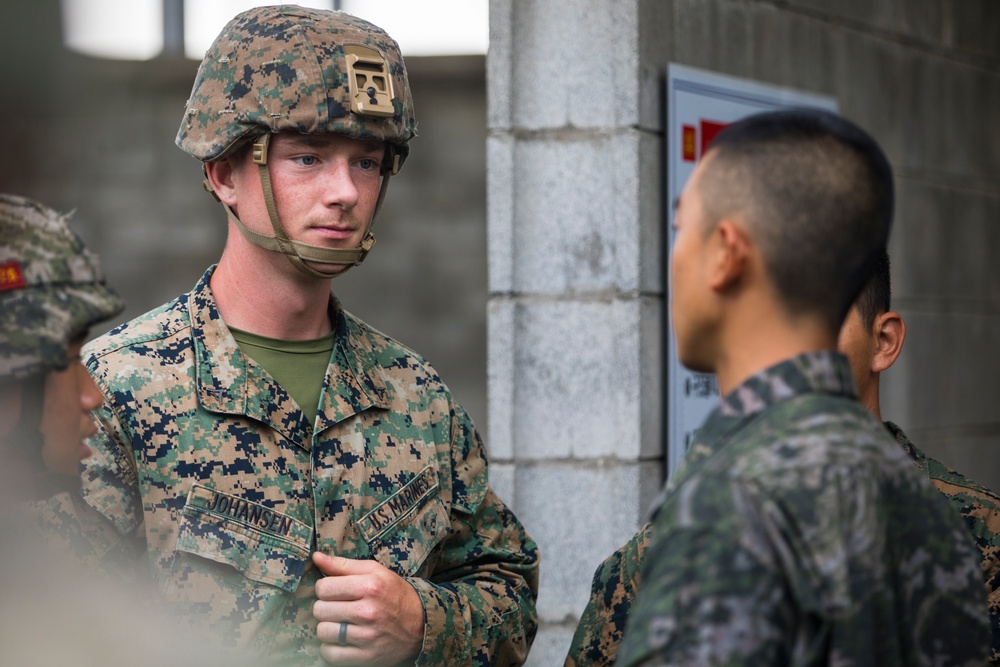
left=697, top=109, right=894, bottom=332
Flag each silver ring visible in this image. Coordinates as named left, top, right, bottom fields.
left=338, top=621, right=349, bottom=647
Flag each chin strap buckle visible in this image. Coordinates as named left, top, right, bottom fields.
left=355, top=234, right=376, bottom=265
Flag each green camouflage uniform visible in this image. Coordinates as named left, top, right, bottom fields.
left=564, top=523, right=649, bottom=666
left=77, top=267, right=539, bottom=666
left=889, top=421, right=1000, bottom=664
left=617, top=351, right=989, bottom=667
left=566, top=419, right=1000, bottom=666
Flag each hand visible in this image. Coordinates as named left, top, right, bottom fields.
left=312, top=552, right=425, bottom=666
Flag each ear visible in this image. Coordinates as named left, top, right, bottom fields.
left=204, top=157, right=241, bottom=207
left=871, top=310, right=905, bottom=373
left=707, top=219, right=750, bottom=291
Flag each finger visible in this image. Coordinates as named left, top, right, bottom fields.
left=314, top=572, right=371, bottom=601
left=312, top=599, right=355, bottom=624
left=312, top=552, right=380, bottom=577
left=316, top=618, right=375, bottom=646
left=318, top=642, right=375, bottom=666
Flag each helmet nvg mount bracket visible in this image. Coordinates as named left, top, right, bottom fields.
left=176, top=6, right=416, bottom=279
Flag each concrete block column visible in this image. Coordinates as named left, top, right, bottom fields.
left=487, top=1, right=665, bottom=663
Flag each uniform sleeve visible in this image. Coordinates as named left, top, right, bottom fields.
left=60, top=374, right=147, bottom=578
left=406, top=404, right=539, bottom=667
left=926, top=478, right=1000, bottom=665
left=564, top=523, right=651, bottom=667
left=617, top=482, right=791, bottom=667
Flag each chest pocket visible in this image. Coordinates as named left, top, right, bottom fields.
left=357, top=465, right=450, bottom=577
left=163, top=484, right=314, bottom=649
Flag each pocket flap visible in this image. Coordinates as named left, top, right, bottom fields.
left=357, top=466, right=449, bottom=577
left=177, top=484, right=313, bottom=592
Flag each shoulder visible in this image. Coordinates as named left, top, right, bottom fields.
left=341, top=309, right=446, bottom=387
left=84, top=293, right=192, bottom=375
left=730, top=394, right=900, bottom=478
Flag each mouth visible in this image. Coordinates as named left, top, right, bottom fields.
left=309, top=225, right=358, bottom=242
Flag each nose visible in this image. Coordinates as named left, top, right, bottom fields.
left=78, top=365, right=103, bottom=413
left=321, top=159, right=360, bottom=210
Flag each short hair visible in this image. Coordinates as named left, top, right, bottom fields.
left=855, top=246, right=891, bottom=331
left=697, top=109, right=894, bottom=331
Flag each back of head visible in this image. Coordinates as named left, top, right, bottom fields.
left=855, top=246, right=891, bottom=330
left=0, top=194, right=124, bottom=383
left=700, top=109, right=894, bottom=331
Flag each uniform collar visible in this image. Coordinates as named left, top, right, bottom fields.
left=668, top=351, right=857, bottom=493
left=188, top=266, right=391, bottom=450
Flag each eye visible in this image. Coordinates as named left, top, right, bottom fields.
left=296, top=154, right=318, bottom=167
left=357, top=157, right=379, bottom=171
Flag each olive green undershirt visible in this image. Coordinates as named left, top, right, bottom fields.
left=229, top=326, right=335, bottom=426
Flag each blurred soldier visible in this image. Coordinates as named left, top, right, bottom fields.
left=566, top=246, right=1000, bottom=665
left=614, top=109, right=988, bottom=666
left=837, top=247, right=1000, bottom=663
left=0, top=194, right=236, bottom=666
left=69, top=6, right=538, bottom=666
left=0, top=193, right=123, bottom=501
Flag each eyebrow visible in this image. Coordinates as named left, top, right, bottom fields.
left=672, top=196, right=681, bottom=211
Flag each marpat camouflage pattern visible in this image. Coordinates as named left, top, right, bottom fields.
left=890, top=421, right=1000, bottom=664
left=176, top=5, right=415, bottom=162
left=73, top=268, right=539, bottom=665
left=564, top=523, right=649, bottom=666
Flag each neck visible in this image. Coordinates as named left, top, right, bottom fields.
left=859, top=375, right=882, bottom=421
left=211, top=236, right=334, bottom=340
left=713, top=299, right=837, bottom=396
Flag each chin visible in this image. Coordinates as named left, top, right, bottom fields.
left=304, top=260, right=351, bottom=276
left=677, top=348, right=714, bottom=375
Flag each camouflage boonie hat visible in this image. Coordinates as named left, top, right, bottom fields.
left=0, top=194, right=124, bottom=382
left=176, top=5, right=416, bottom=163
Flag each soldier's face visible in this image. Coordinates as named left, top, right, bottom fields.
left=232, top=132, right=384, bottom=273
left=39, top=339, right=103, bottom=476
left=670, top=157, right=718, bottom=373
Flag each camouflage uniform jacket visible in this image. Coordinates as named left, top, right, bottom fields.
left=564, top=523, right=650, bottom=666
left=889, top=421, right=1000, bottom=664
left=77, top=267, right=539, bottom=666
left=566, top=419, right=1000, bottom=666
left=617, top=351, right=989, bottom=667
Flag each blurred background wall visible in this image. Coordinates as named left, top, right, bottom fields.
left=2, top=1, right=999, bottom=665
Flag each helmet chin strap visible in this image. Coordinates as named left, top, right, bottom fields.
left=204, top=132, right=396, bottom=280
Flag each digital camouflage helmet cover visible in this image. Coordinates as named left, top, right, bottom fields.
left=0, top=194, right=124, bottom=383
left=176, top=5, right=416, bottom=278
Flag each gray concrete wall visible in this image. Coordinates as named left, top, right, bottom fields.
left=488, top=0, right=1000, bottom=664
left=487, top=1, right=668, bottom=661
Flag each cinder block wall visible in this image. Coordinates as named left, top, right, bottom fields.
left=487, top=0, right=1000, bottom=664
left=487, top=1, right=668, bottom=661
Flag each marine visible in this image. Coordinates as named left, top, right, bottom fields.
left=63, top=6, right=539, bottom=665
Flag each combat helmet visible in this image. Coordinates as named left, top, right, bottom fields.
left=0, top=194, right=124, bottom=383
left=176, top=5, right=417, bottom=278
